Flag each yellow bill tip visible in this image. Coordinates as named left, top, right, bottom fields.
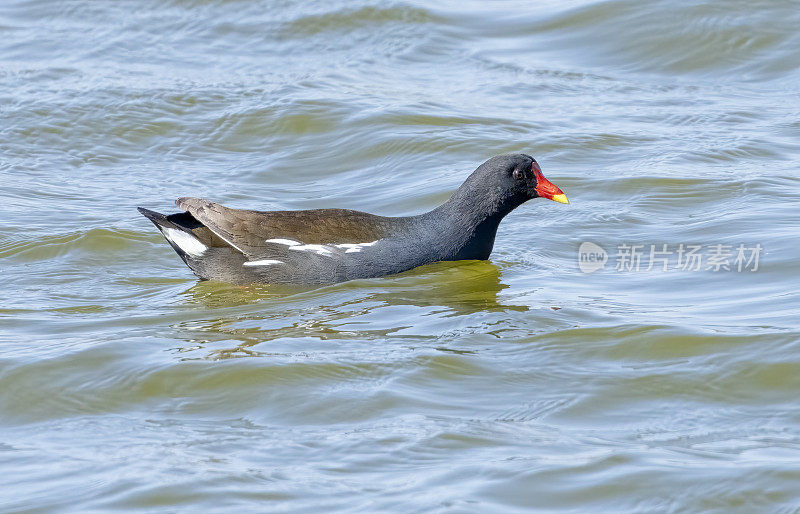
left=551, top=193, right=569, bottom=204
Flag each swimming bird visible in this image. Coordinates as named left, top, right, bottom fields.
left=138, top=154, right=568, bottom=284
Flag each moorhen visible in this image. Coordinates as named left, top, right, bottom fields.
left=138, top=154, right=568, bottom=284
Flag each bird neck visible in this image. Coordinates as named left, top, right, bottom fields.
left=420, top=189, right=514, bottom=261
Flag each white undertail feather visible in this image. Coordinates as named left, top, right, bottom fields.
left=163, top=228, right=207, bottom=258
left=243, top=259, right=284, bottom=267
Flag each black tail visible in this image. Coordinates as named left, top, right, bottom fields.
left=137, top=207, right=208, bottom=263
left=138, top=206, right=171, bottom=228
left=138, top=207, right=203, bottom=230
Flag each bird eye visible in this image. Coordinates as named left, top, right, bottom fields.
left=512, top=168, right=524, bottom=180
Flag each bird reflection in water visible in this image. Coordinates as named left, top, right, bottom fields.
left=171, top=260, right=528, bottom=360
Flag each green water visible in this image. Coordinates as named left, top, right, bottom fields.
left=2, top=0, right=800, bottom=511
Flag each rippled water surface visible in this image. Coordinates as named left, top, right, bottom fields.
left=2, top=0, right=800, bottom=511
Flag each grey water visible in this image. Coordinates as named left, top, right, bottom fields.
left=2, top=0, right=800, bottom=511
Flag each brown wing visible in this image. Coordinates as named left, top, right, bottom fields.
left=175, top=197, right=395, bottom=256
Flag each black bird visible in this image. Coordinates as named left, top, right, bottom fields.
left=138, top=154, right=568, bottom=284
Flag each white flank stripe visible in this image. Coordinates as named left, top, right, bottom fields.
left=335, top=241, right=379, bottom=253
left=263, top=239, right=379, bottom=256
left=265, top=238, right=301, bottom=246
left=163, top=228, right=207, bottom=257
left=243, top=259, right=284, bottom=267
left=192, top=223, right=246, bottom=254
left=289, top=244, right=333, bottom=256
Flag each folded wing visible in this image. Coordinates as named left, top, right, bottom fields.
left=174, top=197, right=394, bottom=260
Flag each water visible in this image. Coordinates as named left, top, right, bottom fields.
left=2, top=0, right=800, bottom=511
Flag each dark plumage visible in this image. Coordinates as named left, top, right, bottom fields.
left=138, top=154, right=568, bottom=284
